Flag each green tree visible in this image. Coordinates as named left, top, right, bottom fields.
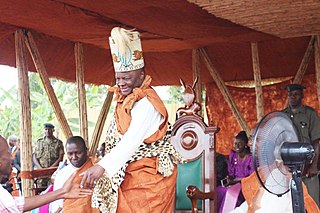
left=166, top=86, right=184, bottom=104
left=0, top=86, right=19, bottom=138
left=0, top=72, right=110, bottom=142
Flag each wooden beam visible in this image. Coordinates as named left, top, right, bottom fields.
left=75, top=42, right=88, bottom=146
left=89, top=81, right=115, bottom=156
left=199, top=48, right=250, bottom=133
left=192, top=49, right=203, bottom=117
left=15, top=29, right=34, bottom=197
left=284, top=36, right=315, bottom=107
left=24, top=31, right=73, bottom=138
left=293, top=36, right=315, bottom=83
left=31, top=167, right=58, bottom=178
left=251, top=42, right=264, bottom=121
left=315, top=35, right=320, bottom=107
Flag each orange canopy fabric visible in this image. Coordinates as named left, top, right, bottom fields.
left=206, top=74, right=320, bottom=155
left=0, top=1, right=319, bottom=152
left=0, top=0, right=316, bottom=86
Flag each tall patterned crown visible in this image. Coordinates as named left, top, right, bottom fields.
left=109, top=27, right=144, bottom=72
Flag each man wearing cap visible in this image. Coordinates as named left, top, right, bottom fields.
left=80, top=27, right=183, bottom=212
left=282, top=83, right=320, bottom=206
left=33, top=123, right=64, bottom=187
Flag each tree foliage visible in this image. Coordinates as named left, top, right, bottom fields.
left=0, top=72, right=109, bottom=141
left=166, top=86, right=184, bottom=104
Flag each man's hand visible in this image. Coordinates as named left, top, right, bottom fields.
left=23, top=172, right=92, bottom=211
left=186, top=185, right=200, bottom=199
left=305, top=139, right=320, bottom=178
left=61, top=172, right=92, bottom=199
left=80, top=164, right=105, bottom=189
left=54, top=207, right=62, bottom=213
left=306, top=165, right=319, bottom=177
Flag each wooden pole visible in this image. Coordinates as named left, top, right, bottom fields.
left=199, top=48, right=250, bottom=133
left=251, top=42, right=264, bottom=121
left=89, top=81, right=115, bottom=156
left=192, top=49, right=203, bottom=117
left=15, top=29, right=34, bottom=197
left=315, top=35, right=320, bottom=107
left=75, top=42, right=88, bottom=146
left=284, top=36, right=315, bottom=107
left=293, top=36, right=315, bottom=83
left=24, top=31, right=73, bottom=138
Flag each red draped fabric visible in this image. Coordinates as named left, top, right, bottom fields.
left=205, top=74, right=319, bottom=155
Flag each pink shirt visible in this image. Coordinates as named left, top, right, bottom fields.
left=0, top=185, right=25, bottom=213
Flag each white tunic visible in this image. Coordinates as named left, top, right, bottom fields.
left=50, top=164, right=78, bottom=213
left=230, top=169, right=293, bottom=213
left=98, top=97, right=164, bottom=178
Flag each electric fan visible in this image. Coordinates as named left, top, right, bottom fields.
left=252, top=111, right=315, bottom=213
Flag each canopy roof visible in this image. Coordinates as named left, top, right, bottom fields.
left=0, top=0, right=319, bottom=85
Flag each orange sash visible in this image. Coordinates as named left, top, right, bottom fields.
left=117, top=157, right=177, bottom=213
left=109, top=75, right=168, bottom=144
left=63, top=159, right=100, bottom=213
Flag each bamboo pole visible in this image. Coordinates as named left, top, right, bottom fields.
left=315, top=35, right=320, bottom=107
left=284, top=36, right=315, bottom=107
left=24, top=31, right=73, bottom=138
left=192, top=49, right=203, bottom=117
left=15, top=29, right=34, bottom=197
left=199, top=48, right=250, bottom=133
left=75, top=42, right=88, bottom=146
left=89, top=81, right=115, bottom=156
left=251, top=42, right=264, bottom=121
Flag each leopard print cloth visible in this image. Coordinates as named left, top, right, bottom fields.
left=92, top=117, right=185, bottom=213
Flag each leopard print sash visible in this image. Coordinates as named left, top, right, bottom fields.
left=91, top=117, right=184, bottom=213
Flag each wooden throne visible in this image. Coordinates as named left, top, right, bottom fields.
left=172, top=113, right=219, bottom=213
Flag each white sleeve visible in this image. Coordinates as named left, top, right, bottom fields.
left=98, top=97, right=164, bottom=177
left=229, top=201, right=248, bottom=213
left=50, top=170, right=64, bottom=212
left=50, top=166, right=75, bottom=212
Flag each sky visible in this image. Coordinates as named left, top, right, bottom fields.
left=0, top=65, right=18, bottom=90
left=0, top=65, right=170, bottom=100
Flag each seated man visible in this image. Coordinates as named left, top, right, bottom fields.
left=98, top=142, right=106, bottom=158
left=230, top=171, right=319, bottom=213
left=0, top=135, right=92, bottom=212
left=50, top=136, right=99, bottom=213
left=93, top=143, right=106, bottom=164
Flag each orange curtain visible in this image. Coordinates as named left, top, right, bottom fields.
left=205, top=74, right=319, bottom=155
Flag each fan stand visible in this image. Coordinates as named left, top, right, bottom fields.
left=288, top=165, right=305, bottom=213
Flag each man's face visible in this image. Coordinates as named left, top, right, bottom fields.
left=0, top=137, right=13, bottom=177
left=8, top=139, right=17, bottom=148
left=99, top=145, right=105, bottom=157
left=44, top=127, right=54, bottom=137
left=66, top=143, right=88, bottom=168
left=288, top=90, right=303, bottom=108
left=115, top=69, right=144, bottom=96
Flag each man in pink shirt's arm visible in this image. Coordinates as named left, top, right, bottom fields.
left=0, top=135, right=92, bottom=213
